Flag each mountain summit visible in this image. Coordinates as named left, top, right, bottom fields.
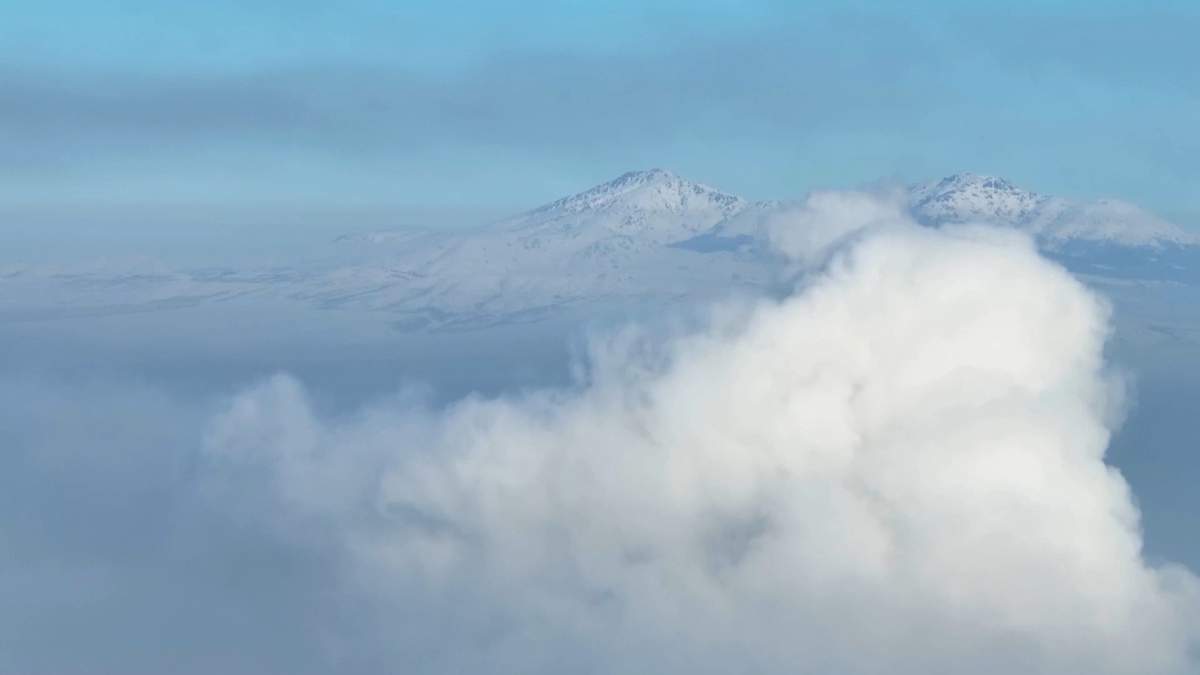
left=499, top=169, right=751, bottom=247
left=910, top=172, right=1196, bottom=246
left=909, top=173, right=1048, bottom=226
left=525, top=169, right=746, bottom=219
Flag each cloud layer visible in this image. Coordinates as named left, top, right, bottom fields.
left=202, top=196, right=1200, bottom=674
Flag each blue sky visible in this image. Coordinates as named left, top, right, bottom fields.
left=3, top=0, right=1198, bottom=231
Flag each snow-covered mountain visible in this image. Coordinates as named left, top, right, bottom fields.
left=911, top=173, right=1046, bottom=226
left=909, top=172, right=1197, bottom=247
left=4, top=169, right=1197, bottom=330
left=513, top=168, right=747, bottom=235
left=308, top=170, right=1200, bottom=326
left=292, top=170, right=776, bottom=328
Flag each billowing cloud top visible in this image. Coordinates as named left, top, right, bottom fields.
left=204, top=192, right=1200, bottom=674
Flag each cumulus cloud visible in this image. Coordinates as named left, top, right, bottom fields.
left=765, top=186, right=910, bottom=265
left=202, top=196, right=1200, bottom=674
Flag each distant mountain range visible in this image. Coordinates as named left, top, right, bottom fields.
left=330, top=169, right=1199, bottom=327
left=4, top=170, right=1198, bottom=329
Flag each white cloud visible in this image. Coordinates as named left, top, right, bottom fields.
left=766, top=186, right=910, bottom=265
left=204, top=196, right=1200, bottom=674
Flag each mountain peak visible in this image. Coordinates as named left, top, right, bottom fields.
left=908, top=173, right=1196, bottom=246
left=930, top=172, right=1020, bottom=192
left=613, top=167, right=676, bottom=182
left=910, top=172, right=1046, bottom=226
left=915, top=172, right=1039, bottom=202
left=526, top=168, right=745, bottom=218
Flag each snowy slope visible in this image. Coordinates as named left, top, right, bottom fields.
left=304, top=170, right=773, bottom=328
left=514, top=168, right=747, bottom=233
left=909, top=173, right=1198, bottom=247
left=4, top=169, right=1197, bottom=330
left=313, top=171, right=1200, bottom=326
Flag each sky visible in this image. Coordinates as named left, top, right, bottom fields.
left=2, top=0, right=1199, bottom=243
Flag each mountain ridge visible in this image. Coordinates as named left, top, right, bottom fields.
left=341, top=169, right=1196, bottom=250
left=9, top=169, right=1196, bottom=331
left=519, top=168, right=748, bottom=219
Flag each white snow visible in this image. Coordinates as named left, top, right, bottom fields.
left=909, top=172, right=1198, bottom=247
left=3, top=169, right=1196, bottom=329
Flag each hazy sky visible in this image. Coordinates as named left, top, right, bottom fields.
left=3, top=0, right=1198, bottom=232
